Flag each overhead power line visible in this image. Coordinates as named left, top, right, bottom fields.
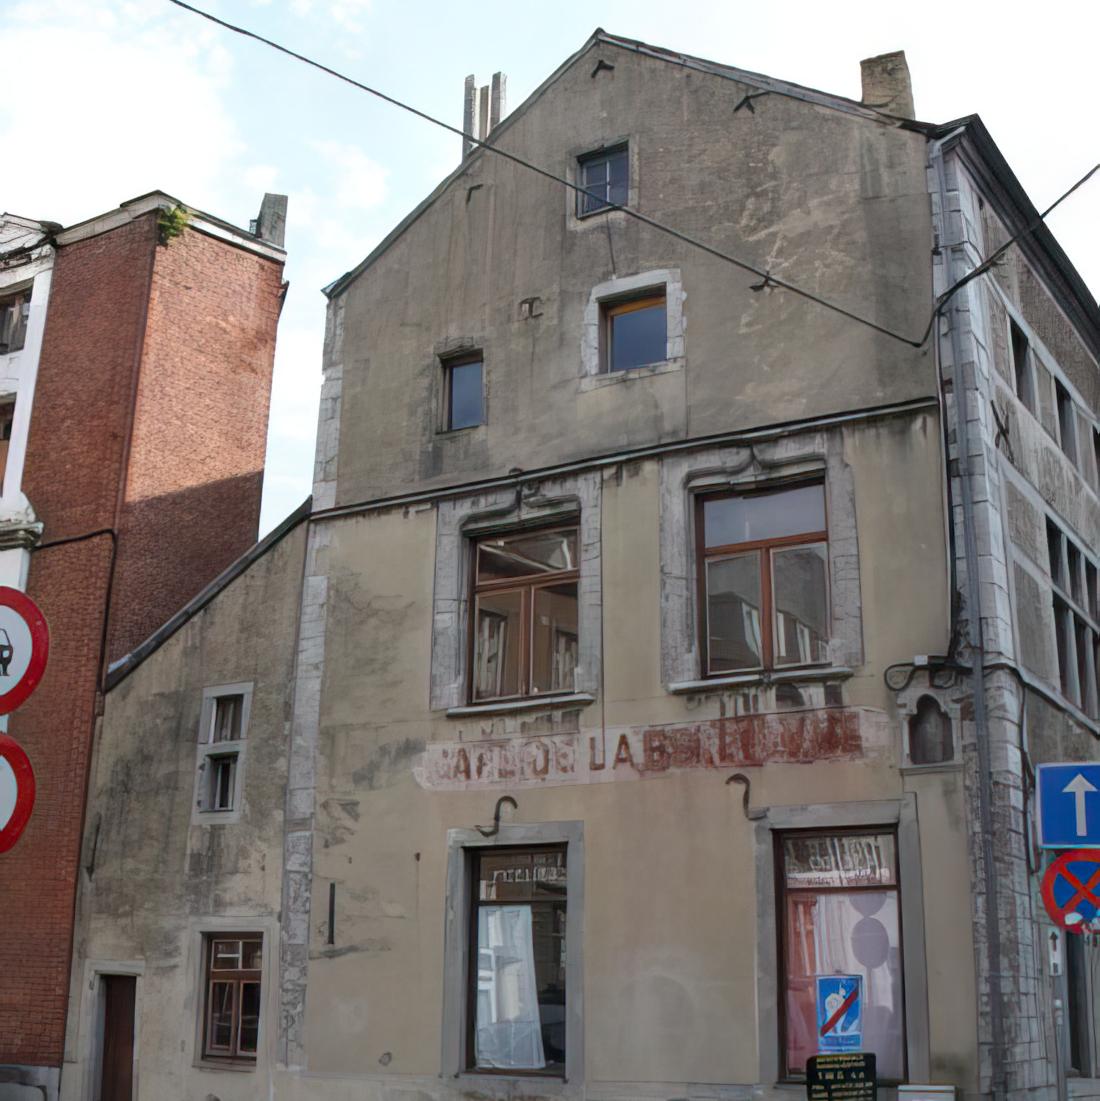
left=166, top=0, right=1097, bottom=351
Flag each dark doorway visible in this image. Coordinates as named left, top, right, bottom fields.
left=99, top=975, right=136, bottom=1101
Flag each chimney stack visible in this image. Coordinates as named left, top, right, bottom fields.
left=463, top=72, right=508, bottom=158
left=254, top=192, right=288, bottom=248
left=859, top=51, right=915, bottom=120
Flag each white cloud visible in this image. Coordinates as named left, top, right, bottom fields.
left=0, top=0, right=243, bottom=225
left=310, top=140, right=388, bottom=211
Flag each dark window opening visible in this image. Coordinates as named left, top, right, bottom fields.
left=777, top=830, right=906, bottom=1081
left=1056, top=380, right=1077, bottom=465
left=211, top=694, right=243, bottom=743
left=471, top=526, right=578, bottom=702
left=0, top=398, right=14, bottom=490
left=577, top=145, right=627, bottom=216
left=203, top=936, right=262, bottom=1062
left=0, top=290, right=29, bottom=356
left=1009, top=319, right=1034, bottom=413
left=697, top=483, right=829, bottom=675
left=1048, top=519, right=1064, bottom=587
left=602, top=292, right=666, bottom=372
left=444, top=355, right=484, bottom=431
left=467, top=846, right=566, bottom=1076
left=908, top=695, right=953, bottom=765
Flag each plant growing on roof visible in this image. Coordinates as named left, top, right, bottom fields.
left=157, top=204, right=190, bottom=245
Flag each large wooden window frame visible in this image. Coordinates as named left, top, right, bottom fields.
left=695, top=483, right=829, bottom=676
left=202, top=934, right=262, bottom=1063
left=468, top=524, right=579, bottom=703
left=774, top=827, right=907, bottom=1083
left=465, top=844, right=568, bottom=1077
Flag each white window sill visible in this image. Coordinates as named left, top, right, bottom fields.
left=667, top=666, right=853, bottom=694
left=446, top=692, right=595, bottom=718
left=579, top=357, right=683, bottom=392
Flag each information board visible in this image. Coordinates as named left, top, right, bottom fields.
left=806, top=1052, right=876, bottom=1101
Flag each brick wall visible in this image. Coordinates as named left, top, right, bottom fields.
left=108, top=224, right=283, bottom=660
left=0, top=209, right=284, bottom=1070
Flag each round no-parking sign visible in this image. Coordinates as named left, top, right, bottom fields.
left=0, top=586, right=49, bottom=715
left=0, top=733, right=35, bottom=853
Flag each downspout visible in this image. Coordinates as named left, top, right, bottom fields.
left=930, top=136, right=1007, bottom=1101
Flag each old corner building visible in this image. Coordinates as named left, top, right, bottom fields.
left=30, top=29, right=1100, bottom=1101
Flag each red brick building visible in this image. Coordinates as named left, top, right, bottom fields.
left=0, top=192, right=287, bottom=1097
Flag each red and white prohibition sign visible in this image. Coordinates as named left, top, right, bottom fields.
left=0, top=733, right=35, bottom=853
left=0, top=586, right=50, bottom=715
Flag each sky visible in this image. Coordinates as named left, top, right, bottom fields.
left=2, top=0, right=1097, bottom=533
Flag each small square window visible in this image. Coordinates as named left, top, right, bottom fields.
left=602, top=292, right=666, bottom=373
left=576, top=145, right=627, bottom=217
left=443, top=355, right=484, bottom=431
left=203, top=935, right=262, bottom=1063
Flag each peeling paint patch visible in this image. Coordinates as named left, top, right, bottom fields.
left=415, top=707, right=887, bottom=790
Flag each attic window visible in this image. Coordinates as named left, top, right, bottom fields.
left=577, top=145, right=627, bottom=217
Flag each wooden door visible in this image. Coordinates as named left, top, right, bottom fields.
left=99, top=975, right=135, bottom=1101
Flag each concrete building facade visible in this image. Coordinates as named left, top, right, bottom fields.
left=53, top=31, right=1100, bottom=1101
left=0, top=193, right=287, bottom=1099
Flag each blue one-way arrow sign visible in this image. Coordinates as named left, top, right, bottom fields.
left=1038, top=764, right=1100, bottom=849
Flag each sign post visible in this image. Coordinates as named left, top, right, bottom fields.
left=0, top=586, right=50, bottom=854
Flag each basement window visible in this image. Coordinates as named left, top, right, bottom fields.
left=0, top=289, right=29, bottom=356
left=193, top=684, right=252, bottom=822
left=576, top=145, right=627, bottom=217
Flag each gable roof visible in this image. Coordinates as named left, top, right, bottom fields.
left=324, top=29, right=925, bottom=301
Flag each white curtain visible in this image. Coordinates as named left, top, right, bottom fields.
left=475, top=906, right=546, bottom=1070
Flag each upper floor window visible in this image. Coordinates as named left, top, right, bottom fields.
left=443, top=353, right=484, bottom=431
left=697, top=483, right=829, bottom=675
left=1009, top=318, right=1035, bottom=414
left=1048, top=517, right=1099, bottom=718
left=1056, top=380, right=1078, bottom=465
left=193, top=684, right=252, bottom=821
left=602, top=290, right=666, bottom=373
left=0, top=289, right=29, bottom=355
left=472, top=526, right=578, bottom=702
left=576, top=145, right=627, bottom=217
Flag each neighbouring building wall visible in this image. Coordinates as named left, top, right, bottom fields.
left=107, top=220, right=284, bottom=661
left=328, top=37, right=934, bottom=502
left=60, top=521, right=307, bottom=1101
left=932, top=131, right=1100, bottom=1101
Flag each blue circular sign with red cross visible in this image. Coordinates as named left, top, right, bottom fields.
left=1042, top=850, right=1100, bottom=933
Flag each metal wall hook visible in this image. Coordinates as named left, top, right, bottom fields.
left=726, top=773, right=766, bottom=820
left=476, top=795, right=518, bottom=837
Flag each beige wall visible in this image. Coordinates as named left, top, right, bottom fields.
left=61, top=524, right=307, bottom=1101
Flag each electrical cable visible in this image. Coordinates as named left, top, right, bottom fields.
left=164, top=0, right=929, bottom=348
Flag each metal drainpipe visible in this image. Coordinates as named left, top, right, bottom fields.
left=931, top=137, right=1008, bottom=1101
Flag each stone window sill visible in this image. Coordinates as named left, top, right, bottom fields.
left=446, top=692, right=595, bottom=718
left=579, top=357, right=683, bottom=392
left=667, top=666, right=853, bottom=694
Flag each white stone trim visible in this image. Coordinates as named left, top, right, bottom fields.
left=429, top=472, right=602, bottom=712
left=580, top=268, right=684, bottom=379
left=312, top=297, right=344, bottom=509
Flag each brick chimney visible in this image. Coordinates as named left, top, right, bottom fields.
left=463, top=72, right=507, bottom=158
left=860, top=51, right=915, bottom=120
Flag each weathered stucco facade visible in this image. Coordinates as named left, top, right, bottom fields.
left=57, top=30, right=1100, bottom=1101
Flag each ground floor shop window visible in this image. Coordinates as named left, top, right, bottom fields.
left=778, top=830, right=906, bottom=1080
left=468, top=846, right=567, bottom=1074
left=203, top=934, right=262, bottom=1062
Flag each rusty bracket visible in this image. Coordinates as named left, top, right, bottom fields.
left=750, top=272, right=776, bottom=292
left=476, top=795, right=518, bottom=837
left=734, top=91, right=772, bottom=114
left=726, top=773, right=766, bottom=820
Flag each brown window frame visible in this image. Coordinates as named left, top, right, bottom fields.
left=465, top=844, right=568, bottom=1077
left=600, top=291, right=667, bottom=374
left=695, top=482, right=829, bottom=676
left=468, top=524, right=579, bottom=703
left=201, top=934, right=262, bottom=1063
left=774, top=827, right=907, bottom=1083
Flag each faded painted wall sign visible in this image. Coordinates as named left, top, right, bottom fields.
left=414, top=708, right=884, bottom=791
